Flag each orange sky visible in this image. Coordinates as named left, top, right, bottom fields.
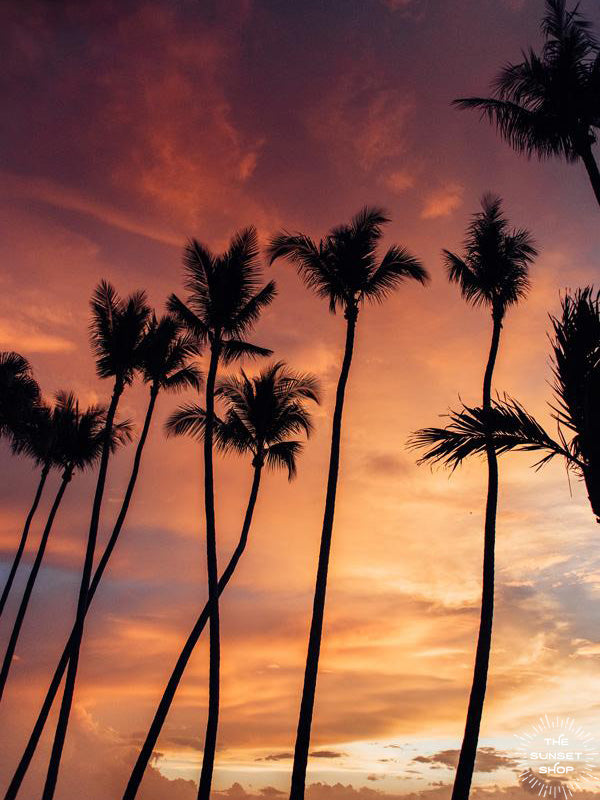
left=2, top=1, right=600, bottom=799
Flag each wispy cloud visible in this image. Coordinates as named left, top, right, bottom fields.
left=421, top=182, right=465, bottom=219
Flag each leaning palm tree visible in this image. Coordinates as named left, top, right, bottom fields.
left=0, top=403, right=57, bottom=620
left=411, top=287, right=600, bottom=524
left=455, top=0, right=600, bottom=207
left=121, top=361, right=319, bottom=800
left=0, top=353, right=45, bottom=618
left=267, top=207, right=428, bottom=800
left=167, top=228, right=275, bottom=800
left=41, top=282, right=150, bottom=800
left=2, top=313, right=201, bottom=800
left=410, top=195, right=536, bottom=800
left=0, top=393, right=130, bottom=702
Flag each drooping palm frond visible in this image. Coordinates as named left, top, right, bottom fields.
left=265, top=440, right=303, bottom=479
left=409, top=396, right=574, bottom=472
left=268, top=207, right=428, bottom=315
left=89, top=280, right=151, bottom=384
left=454, top=0, right=600, bottom=162
left=444, top=194, right=537, bottom=317
left=549, top=287, right=600, bottom=466
left=220, top=340, right=273, bottom=365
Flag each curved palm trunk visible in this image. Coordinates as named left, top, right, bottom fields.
left=41, top=382, right=123, bottom=800
left=0, top=461, right=50, bottom=620
left=0, top=467, right=71, bottom=702
left=3, top=386, right=159, bottom=800
left=578, top=142, right=600, bottom=209
left=122, top=463, right=262, bottom=800
left=289, top=309, right=357, bottom=800
left=197, top=342, right=221, bottom=800
left=451, top=314, right=502, bottom=800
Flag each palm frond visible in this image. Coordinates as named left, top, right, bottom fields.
left=409, top=396, right=573, bottom=471
left=265, top=440, right=303, bottom=480
left=364, top=245, right=429, bottom=303
left=220, top=339, right=273, bottom=364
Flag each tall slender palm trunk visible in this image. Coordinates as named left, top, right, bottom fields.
left=197, top=342, right=221, bottom=800
left=290, top=308, right=357, bottom=800
left=41, top=382, right=123, bottom=800
left=3, top=386, right=158, bottom=800
left=0, top=461, right=50, bottom=619
left=578, top=142, right=600, bottom=209
left=451, top=314, right=502, bottom=800
left=122, top=462, right=263, bottom=800
left=0, top=466, right=71, bottom=702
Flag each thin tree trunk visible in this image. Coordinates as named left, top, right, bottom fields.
left=451, top=314, right=502, bottom=800
left=3, top=386, right=159, bottom=800
left=0, top=461, right=50, bottom=620
left=197, top=342, right=221, bottom=800
left=578, top=141, right=600, bottom=209
left=289, top=308, right=357, bottom=800
left=122, top=463, right=262, bottom=800
left=41, top=382, right=122, bottom=800
left=0, top=467, right=71, bottom=702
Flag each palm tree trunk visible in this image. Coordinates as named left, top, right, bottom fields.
left=0, top=461, right=50, bottom=620
left=122, top=462, right=262, bottom=800
left=41, top=381, right=122, bottom=800
left=451, top=313, right=502, bottom=800
left=0, top=466, right=71, bottom=703
left=3, top=386, right=159, bottom=800
left=289, top=308, right=357, bottom=800
left=197, top=342, right=221, bottom=800
left=578, top=141, right=600, bottom=209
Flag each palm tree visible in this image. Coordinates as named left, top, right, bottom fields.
left=0, top=404, right=56, bottom=620
left=2, top=313, right=201, bottom=800
left=41, top=281, right=150, bottom=800
left=410, top=195, right=536, bottom=800
left=454, top=0, right=600, bottom=207
left=411, top=287, right=600, bottom=523
left=0, top=393, right=130, bottom=702
left=0, top=353, right=45, bottom=618
left=167, top=228, right=275, bottom=800
left=267, top=207, right=428, bottom=800
left=121, top=361, right=319, bottom=800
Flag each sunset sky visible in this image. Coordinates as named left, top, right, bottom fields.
left=2, top=1, right=600, bottom=799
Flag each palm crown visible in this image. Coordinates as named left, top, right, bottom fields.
left=90, top=281, right=151, bottom=387
left=443, top=194, right=537, bottom=319
left=267, top=207, right=428, bottom=316
left=166, top=362, right=320, bottom=479
left=48, top=392, right=131, bottom=475
left=168, top=227, right=276, bottom=363
left=138, top=314, right=203, bottom=393
left=0, top=352, right=41, bottom=441
left=409, top=288, right=600, bottom=514
left=455, top=0, right=600, bottom=161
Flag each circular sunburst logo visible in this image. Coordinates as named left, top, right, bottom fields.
left=514, top=715, right=597, bottom=797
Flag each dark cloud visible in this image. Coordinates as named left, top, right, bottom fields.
left=309, top=751, right=347, bottom=759
left=413, top=747, right=519, bottom=773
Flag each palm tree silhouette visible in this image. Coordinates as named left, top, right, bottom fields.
left=0, top=393, right=130, bottom=702
left=42, top=281, right=150, bottom=800
left=2, top=313, right=201, bottom=800
left=167, top=228, right=275, bottom=800
left=267, top=207, right=428, bottom=800
left=411, top=287, right=600, bottom=523
left=410, top=195, right=536, bottom=800
left=0, top=353, right=45, bottom=618
left=454, top=0, right=600, bottom=207
left=121, top=361, right=319, bottom=800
